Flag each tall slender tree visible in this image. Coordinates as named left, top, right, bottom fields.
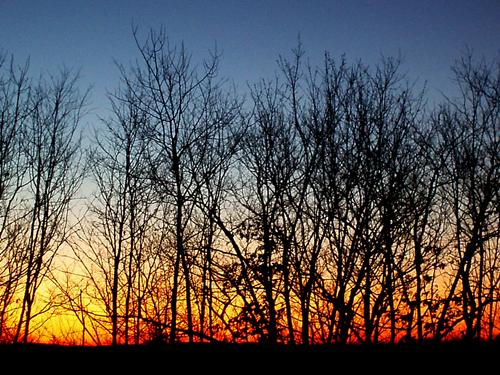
left=15, top=70, right=86, bottom=343
left=0, top=55, right=30, bottom=342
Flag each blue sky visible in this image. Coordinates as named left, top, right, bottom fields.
left=1, top=0, right=499, bottom=123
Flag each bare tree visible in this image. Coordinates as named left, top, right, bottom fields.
left=14, top=69, right=86, bottom=343
left=189, top=90, right=242, bottom=342
left=435, top=53, right=499, bottom=341
left=118, top=27, right=241, bottom=343
left=84, top=80, right=157, bottom=345
left=0, top=54, right=30, bottom=342
left=2, top=35, right=500, bottom=346
left=235, top=80, right=296, bottom=343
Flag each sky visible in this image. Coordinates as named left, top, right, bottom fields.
left=1, top=0, right=499, bottom=124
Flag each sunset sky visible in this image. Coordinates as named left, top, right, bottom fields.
left=1, top=1, right=499, bottom=346
left=1, top=0, right=499, bottom=122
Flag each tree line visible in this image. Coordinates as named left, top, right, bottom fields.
left=0, top=29, right=499, bottom=345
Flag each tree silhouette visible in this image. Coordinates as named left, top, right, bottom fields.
left=12, top=69, right=86, bottom=343
left=0, top=29, right=499, bottom=346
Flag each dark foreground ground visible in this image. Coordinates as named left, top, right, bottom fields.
left=1, top=340, right=498, bottom=372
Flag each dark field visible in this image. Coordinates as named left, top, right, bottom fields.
left=1, top=341, right=498, bottom=372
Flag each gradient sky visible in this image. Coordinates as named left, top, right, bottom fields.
left=1, top=0, right=499, bottom=124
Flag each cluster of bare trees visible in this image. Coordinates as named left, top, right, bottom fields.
left=0, top=30, right=498, bottom=345
left=0, top=54, right=86, bottom=342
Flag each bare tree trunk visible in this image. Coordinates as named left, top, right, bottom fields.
left=169, top=245, right=181, bottom=343
left=111, top=251, right=120, bottom=346
left=414, top=236, right=424, bottom=342
left=282, top=239, right=295, bottom=344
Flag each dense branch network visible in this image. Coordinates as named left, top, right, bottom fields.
left=0, top=32, right=499, bottom=345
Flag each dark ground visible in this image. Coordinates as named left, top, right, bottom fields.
left=1, top=340, right=498, bottom=372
